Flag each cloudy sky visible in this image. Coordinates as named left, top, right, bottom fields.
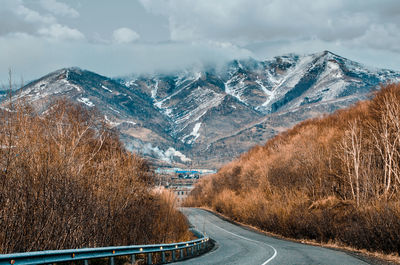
left=1, top=0, right=400, bottom=85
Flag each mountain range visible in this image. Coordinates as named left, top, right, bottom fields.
left=2, top=51, right=400, bottom=168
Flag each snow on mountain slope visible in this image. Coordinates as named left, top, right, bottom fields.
left=5, top=51, right=400, bottom=168
left=5, top=68, right=185, bottom=165
left=118, top=51, right=400, bottom=167
left=215, top=51, right=400, bottom=114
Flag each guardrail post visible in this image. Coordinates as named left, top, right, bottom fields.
left=147, top=253, right=152, bottom=265
left=172, top=250, right=176, bottom=261
left=161, top=251, right=166, bottom=263
left=109, top=256, right=115, bottom=265
left=84, top=259, right=89, bottom=265
left=131, top=254, right=136, bottom=264
left=191, top=246, right=194, bottom=256
left=180, top=249, right=184, bottom=259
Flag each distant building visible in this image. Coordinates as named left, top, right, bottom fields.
left=176, top=170, right=200, bottom=179
left=174, top=187, right=192, bottom=202
left=155, top=167, right=216, bottom=204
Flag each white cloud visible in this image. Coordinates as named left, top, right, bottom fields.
left=139, top=0, right=400, bottom=49
left=1, top=0, right=400, bottom=85
left=1, top=0, right=82, bottom=42
left=0, top=33, right=253, bottom=84
left=38, top=24, right=84, bottom=40
left=14, top=1, right=56, bottom=24
left=112, top=27, right=140, bottom=44
left=40, top=0, right=79, bottom=18
left=350, top=23, right=400, bottom=53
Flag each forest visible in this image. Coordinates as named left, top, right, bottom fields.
left=186, top=83, right=400, bottom=255
left=0, top=98, right=190, bottom=253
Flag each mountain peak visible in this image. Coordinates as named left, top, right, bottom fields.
left=319, top=50, right=345, bottom=60
left=4, top=51, right=400, bottom=168
left=46, top=67, right=82, bottom=77
left=322, top=50, right=334, bottom=55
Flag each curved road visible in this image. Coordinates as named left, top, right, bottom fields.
left=178, top=208, right=370, bottom=265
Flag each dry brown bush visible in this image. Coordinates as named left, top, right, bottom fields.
left=0, top=99, right=189, bottom=253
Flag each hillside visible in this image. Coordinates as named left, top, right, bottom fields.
left=186, top=83, right=400, bottom=257
left=0, top=99, right=191, bottom=253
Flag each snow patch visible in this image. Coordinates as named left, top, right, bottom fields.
left=237, top=60, right=243, bottom=69
left=173, top=90, right=224, bottom=129
left=104, top=115, right=121, bottom=127
left=155, top=101, right=163, bottom=109
left=194, top=110, right=207, bottom=122
left=77, top=97, right=94, bottom=107
left=154, top=75, right=203, bottom=110
left=164, top=108, right=172, bottom=116
left=255, top=78, right=276, bottom=108
left=125, top=79, right=138, bottom=87
left=277, top=54, right=315, bottom=88
left=61, top=79, right=81, bottom=92
left=151, top=80, right=158, bottom=99
left=101, top=84, right=112, bottom=92
left=108, top=106, right=120, bottom=114
left=123, top=121, right=136, bottom=125
left=317, top=60, right=343, bottom=82
left=256, top=79, right=273, bottom=96
left=327, top=60, right=340, bottom=71
left=225, top=76, right=245, bottom=103
left=104, top=117, right=136, bottom=128
left=182, top=122, right=202, bottom=144
left=191, top=122, right=201, bottom=138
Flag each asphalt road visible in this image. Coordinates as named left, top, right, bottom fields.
left=177, top=208, right=370, bottom=265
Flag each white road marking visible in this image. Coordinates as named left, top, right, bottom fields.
left=211, top=222, right=278, bottom=265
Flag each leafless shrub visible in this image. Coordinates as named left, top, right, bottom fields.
left=0, top=99, right=189, bottom=253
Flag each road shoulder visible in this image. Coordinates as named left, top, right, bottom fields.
left=194, top=207, right=400, bottom=265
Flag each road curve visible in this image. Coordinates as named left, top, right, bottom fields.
left=177, top=208, right=369, bottom=265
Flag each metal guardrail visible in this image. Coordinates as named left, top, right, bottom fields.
left=0, top=230, right=210, bottom=265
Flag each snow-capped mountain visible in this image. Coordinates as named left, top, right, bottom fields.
left=5, top=67, right=187, bottom=166
left=4, top=51, right=400, bottom=168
